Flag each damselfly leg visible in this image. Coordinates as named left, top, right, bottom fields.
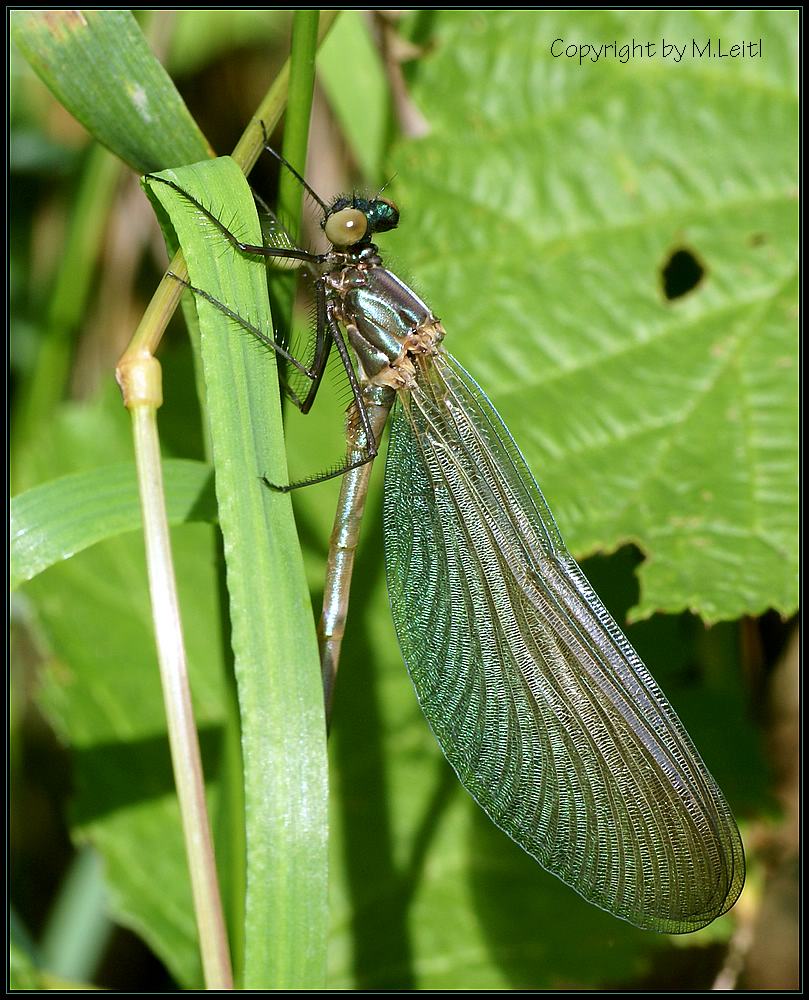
left=146, top=166, right=385, bottom=490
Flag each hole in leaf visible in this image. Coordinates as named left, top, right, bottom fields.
left=661, top=247, right=705, bottom=300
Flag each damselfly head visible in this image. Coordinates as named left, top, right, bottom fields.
left=367, top=197, right=400, bottom=234
left=323, top=195, right=400, bottom=248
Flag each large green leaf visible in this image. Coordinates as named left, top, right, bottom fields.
left=391, top=8, right=798, bottom=623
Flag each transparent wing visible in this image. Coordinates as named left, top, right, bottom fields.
left=382, top=351, right=745, bottom=933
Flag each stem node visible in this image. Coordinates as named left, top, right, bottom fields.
left=116, top=351, right=163, bottom=410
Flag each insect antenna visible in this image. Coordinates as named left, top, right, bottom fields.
left=373, top=172, right=398, bottom=199
left=258, top=120, right=329, bottom=215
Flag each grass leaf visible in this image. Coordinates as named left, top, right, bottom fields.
left=143, top=157, right=328, bottom=988
left=11, top=460, right=215, bottom=591
left=11, top=10, right=211, bottom=172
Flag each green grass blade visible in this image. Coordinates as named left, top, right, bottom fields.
left=11, top=10, right=211, bottom=172
left=11, top=144, right=123, bottom=492
left=278, top=10, right=319, bottom=241
left=39, top=847, right=113, bottom=983
left=11, top=460, right=216, bottom=591
left=143, top=157, right=328, bottom=989
left=318, top=11, right=390, bottom=183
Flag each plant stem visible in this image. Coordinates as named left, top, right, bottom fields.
left=278, top=10, right=320, bottom=244
left=123, top=356, right=233, bottom=990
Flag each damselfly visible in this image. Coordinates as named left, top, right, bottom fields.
left=147, top=144, right=745, bottom=934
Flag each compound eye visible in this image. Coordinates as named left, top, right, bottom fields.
left=373, top=198, right=399, bottom=232
left=324, top=207, right=368, bottom=247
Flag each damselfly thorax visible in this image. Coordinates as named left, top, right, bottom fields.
left=323, top=248, right=445, bottom=393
